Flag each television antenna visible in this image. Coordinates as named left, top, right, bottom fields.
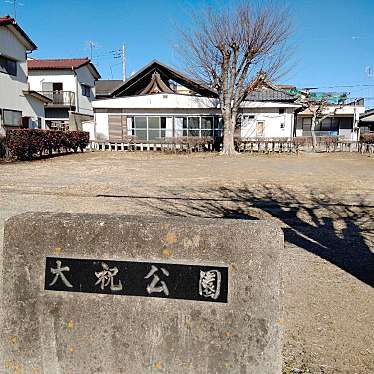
left=4, top=0, right=24, bottom=20
left=365, top=66, right=373, bottom=78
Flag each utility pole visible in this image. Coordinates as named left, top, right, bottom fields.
left=122, top=44, right=126, bottom=81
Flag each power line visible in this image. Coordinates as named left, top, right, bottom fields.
left=299, top=84, right=374, bottom=90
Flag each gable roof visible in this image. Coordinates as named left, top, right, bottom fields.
left=96, top=80, right=124, bottom=98
left=27, top=58, right=101, bottom=79
left=0, top=15, right=37, bottom=50
left=111, top=60, right=217, bottom=98
left=110, top=59, right=297, bottom=103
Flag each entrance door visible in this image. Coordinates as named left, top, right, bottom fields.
left=256, top=121, right=264, bottom=137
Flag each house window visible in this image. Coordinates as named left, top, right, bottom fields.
left=133, top=116, right=147, bottom=140
left=176, top=116, right=215, bottom=138
left=279, top=108, right=285, bottom=114
left=82, top=84, right=91, bottom=97
left=187, top=117, right=200, bottom=137
left=148, top=116, right=161, bottom=140
left=201, top=116, right=214, bottom=137
left=3, top=109, right=22, bottom=126
left=0, top=56, right=17, bottom=76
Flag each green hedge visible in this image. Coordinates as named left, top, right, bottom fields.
left=6, top=129, right=89, bottom=160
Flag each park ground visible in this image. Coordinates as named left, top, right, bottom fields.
left=1, top=151, right=373, bottom=373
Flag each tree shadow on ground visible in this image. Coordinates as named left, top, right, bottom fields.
left=126, top=185, right=374, bottom=287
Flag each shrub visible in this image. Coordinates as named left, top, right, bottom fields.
left=360, top=133, right=374, bottom=143
left=5, top=129, right=89, bottom=160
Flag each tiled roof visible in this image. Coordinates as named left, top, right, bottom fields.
left=28, top=58, right=90, bottom=70
left=246, top=88, right=296, bottom=102
left=0, top=15, right=14, bottom=25
left=28, top=58, right=101, bottom=79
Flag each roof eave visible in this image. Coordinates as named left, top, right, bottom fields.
left=5, top=22, right=37, bottom=51
left=23, top=90, right=52, bottom=103
left=111, top=60, right=217, bottom=98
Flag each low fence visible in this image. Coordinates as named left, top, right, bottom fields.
left=2, top=134, right=374, bottom=159
left=89, top=137, right=217, bottom=153
left=238, top=139, right=374, bottom=153
left=89, top=137, right=374, bottom=154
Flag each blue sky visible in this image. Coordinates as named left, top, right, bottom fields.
left=2, top=0, right=374, bottom=106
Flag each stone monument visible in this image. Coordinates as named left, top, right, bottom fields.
left=1, top=212, right=283, bottom=373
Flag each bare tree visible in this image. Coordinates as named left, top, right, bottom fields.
left=299, top=92, right=343, bottom=151
left=178, top=2, right=291, bottom=155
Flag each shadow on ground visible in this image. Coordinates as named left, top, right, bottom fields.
left=100, top=185, right=374, bottom=288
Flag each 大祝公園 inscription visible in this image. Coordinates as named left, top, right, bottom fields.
left=45, top=257, right=228, bottom=303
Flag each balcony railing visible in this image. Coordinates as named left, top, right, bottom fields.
left=39, top=91, right=75, bottom=106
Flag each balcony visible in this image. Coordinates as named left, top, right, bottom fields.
left=39, top=91, right=75, bottom=107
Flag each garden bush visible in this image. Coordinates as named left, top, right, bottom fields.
left=5, top=129, right=89, bottom=160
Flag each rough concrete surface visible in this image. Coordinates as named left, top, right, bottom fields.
left=0, top=151, right=373, bottom=373
left=1, top=212, right=283, bottom=374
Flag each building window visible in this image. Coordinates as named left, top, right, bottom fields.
left=175, top=116, right=215, bottom=138
left=186, top=117, right=200, bottom=137
left=201, top=116, right=214, bottom=137
left=82, top=84, right=91, bottom=97
left=0, top=56, right=17, bottom=76
left=3, top=109, right=22, bottom=126
left=128, top=116, right=174, bottom=141
left=133, top=116, right=147, bottom=140
left=279, top=108, right=285, bottom=114
left=148, top=116, right=161, bottom=140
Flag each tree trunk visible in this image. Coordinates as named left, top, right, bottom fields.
left=311, top=117, right=318, bottom=152
left=221, top=114, right=238, bottom=155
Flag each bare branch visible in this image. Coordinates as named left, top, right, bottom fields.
left=176, top=2, right=292, bottom=155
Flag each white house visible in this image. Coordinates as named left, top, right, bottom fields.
left=0, top=16, right=50, bottom=133
left=92, top=60, right=366, bottom=143
left=93, top=60, right=300, bottom=142
left=295, top=99, right=365, bottom=141
left=27, top=58, right=101, bottom=131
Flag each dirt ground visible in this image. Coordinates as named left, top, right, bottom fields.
left=1, top=151, right=373, bottom=374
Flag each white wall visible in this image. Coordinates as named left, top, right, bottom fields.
left=95, top=112, right=109, bottom=140
left=82, top=120, right=96, bottom=141
left=0, top=25, right=26, bottom=61
left=23, top=95, right=46, bottom=128
left=28, top=69, right=76, bottom=92
left=0, top=27, right=45, bottom=129
left=241, top=110, right=294, bottom=139
left=75, top=65, right=96, bottom=115
left=93, top=95, right=300, bottom=141
left=28, top=65, right=96, bottom=116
